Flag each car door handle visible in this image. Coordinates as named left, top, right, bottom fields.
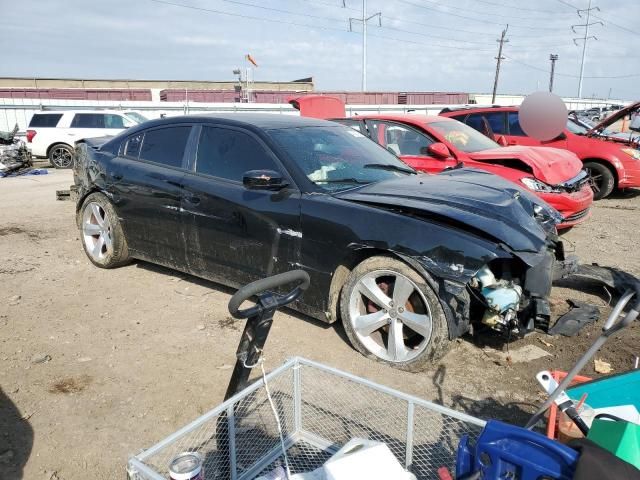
left=185, top=195, right=201, bottom=205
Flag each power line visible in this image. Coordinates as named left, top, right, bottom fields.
left=506, top=56, right=640, bottom=79
left=396, top=0, right=570, bottom=31
left=413, top=0, right=552, bottom=21
left=147, top=0, right=494, bottom=52
left=381, top=24, right=495, bottom=46
left=461, top=0, right=574, bottom=14
left=305, top=0, right=577, bottom=38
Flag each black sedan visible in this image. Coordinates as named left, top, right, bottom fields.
left=74, top=114, right=564, bottom=371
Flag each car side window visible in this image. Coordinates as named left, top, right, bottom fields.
left=465, top=112, right=506, bottom=135
left=139, top=126, right=191, bottom=168
left=70, top=113, right=106, bottom=129
left=124, top=133, right=144, bottom=158
left=104, top=114, right=130, bottom=129
left=195, top=126, right=279, bottom=182
left=365, top=120, right=434, bottom=156
left=507, top=112, right=527, bottom=136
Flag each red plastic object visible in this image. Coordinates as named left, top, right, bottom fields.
left=288, top=95, right=346, bottom=119
left=437, top=466, right=454, bottom=480
left=546, top=370, right=592, bottom=440
left=26, top=129, right=36, bottom=143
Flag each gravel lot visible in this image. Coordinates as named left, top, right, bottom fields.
left=1, top=169, right=639, bottom=480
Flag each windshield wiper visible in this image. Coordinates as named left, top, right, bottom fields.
left=363, top=163, right=414, bottom=174
left=314, top=178, right=371, bottom=184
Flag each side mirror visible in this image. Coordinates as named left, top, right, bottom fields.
left=556, top=132, right=567, bottom=140
left=427, top=142, right=451, bottom=159
left=242, top=169, right=288, bottom=190
left=496, top=135, right=508, bottom=147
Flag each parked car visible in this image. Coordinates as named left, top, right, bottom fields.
left=26, top=110, right=143, bottom=168
left=74, top=114, right=568, bottom=371
left=333, top=114, right=593, bottom=229
left=440, top=104, right=640, bottom=199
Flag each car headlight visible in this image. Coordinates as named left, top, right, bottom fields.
left=521, top=177, right=561, bottom=193
left=621, top=148, right=640, bottom=160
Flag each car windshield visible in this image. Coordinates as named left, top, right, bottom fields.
left=124, top=112, right=148, bottom=124
left=427, top=120, right=500, bottom=153
left=268, top=125, right=415, bottom=191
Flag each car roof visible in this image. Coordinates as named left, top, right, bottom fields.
left=351, top=113, right=458, bottom=126
left=128, top=113, right=336, bottom=131
left=32, top=110, right=130, bottom=115
left=440, top=105, right=516, bottom=114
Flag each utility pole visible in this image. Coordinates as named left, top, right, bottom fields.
left=572, top=0, right=602, bottom=98
left=349, top=0, right=381, bottom=92
left=491, top=25, right=508, bottom=104
left=549, top=54, right=559, bottom=92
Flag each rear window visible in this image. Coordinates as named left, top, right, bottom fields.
left=139, top=126, right=191, bottom=168
left=28, top=113, right=62, bottom=128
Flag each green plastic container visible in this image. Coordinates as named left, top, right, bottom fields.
left=587, top=418, right=640, bottom=469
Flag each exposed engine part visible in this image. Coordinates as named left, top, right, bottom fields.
left=473, top=265, right=522, bottom=332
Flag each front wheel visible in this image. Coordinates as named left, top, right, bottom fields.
left=49, top=144, right=74, bottom=169
left=79, top=193, right=130, bottom=268
left=584, top=161, right=615, bottom=200
left=339, top=256, right=449, bottom=372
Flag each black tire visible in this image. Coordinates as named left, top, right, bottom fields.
left=79, top=193, right=130, bottom=268
left=584, top=161, right=615, bottom=200
left=339, top=256, right=449, bottom=372
left=48, top=143, right=74, bottom=169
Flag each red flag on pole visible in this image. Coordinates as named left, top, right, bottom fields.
left=246, top=54, right=258, bottom=67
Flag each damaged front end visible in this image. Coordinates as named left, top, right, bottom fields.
left=467, top=235, right=568, bottom=337
left=0, top=125, right=32, bottom=177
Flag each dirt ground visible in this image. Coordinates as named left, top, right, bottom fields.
left=1, top=169, right=639, bottom=480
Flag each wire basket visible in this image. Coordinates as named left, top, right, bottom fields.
left=127, top=357, right=485, bottom=480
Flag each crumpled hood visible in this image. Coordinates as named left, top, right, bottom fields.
left=468, top=146, right=583, bottom=185
left=334, top=168, right=558, bottom=253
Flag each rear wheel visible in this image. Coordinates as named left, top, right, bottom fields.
left=584, top=161, right=615, bottom=200
left=49, top=143, right=74, bottom=169
left=79, top=193, right=130, bottom=268
left=340, top=256, right=449, bottom=371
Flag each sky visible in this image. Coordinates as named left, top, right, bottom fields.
left=1, top=0, right=639, bottom=100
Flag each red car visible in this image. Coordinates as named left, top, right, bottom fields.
left=334, top=114, right=593, bottom=229
left=440, top=103, right=640, bottom=199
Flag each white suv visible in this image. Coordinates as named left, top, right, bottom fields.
left=26, top=110, right=146, bottom=168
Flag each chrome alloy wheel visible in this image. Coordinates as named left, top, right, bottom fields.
left=348, top=270, right=433, bottom=363
left=82, top=202, right=113, bottom=261
left=51, top=146, right=73, bottom=168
